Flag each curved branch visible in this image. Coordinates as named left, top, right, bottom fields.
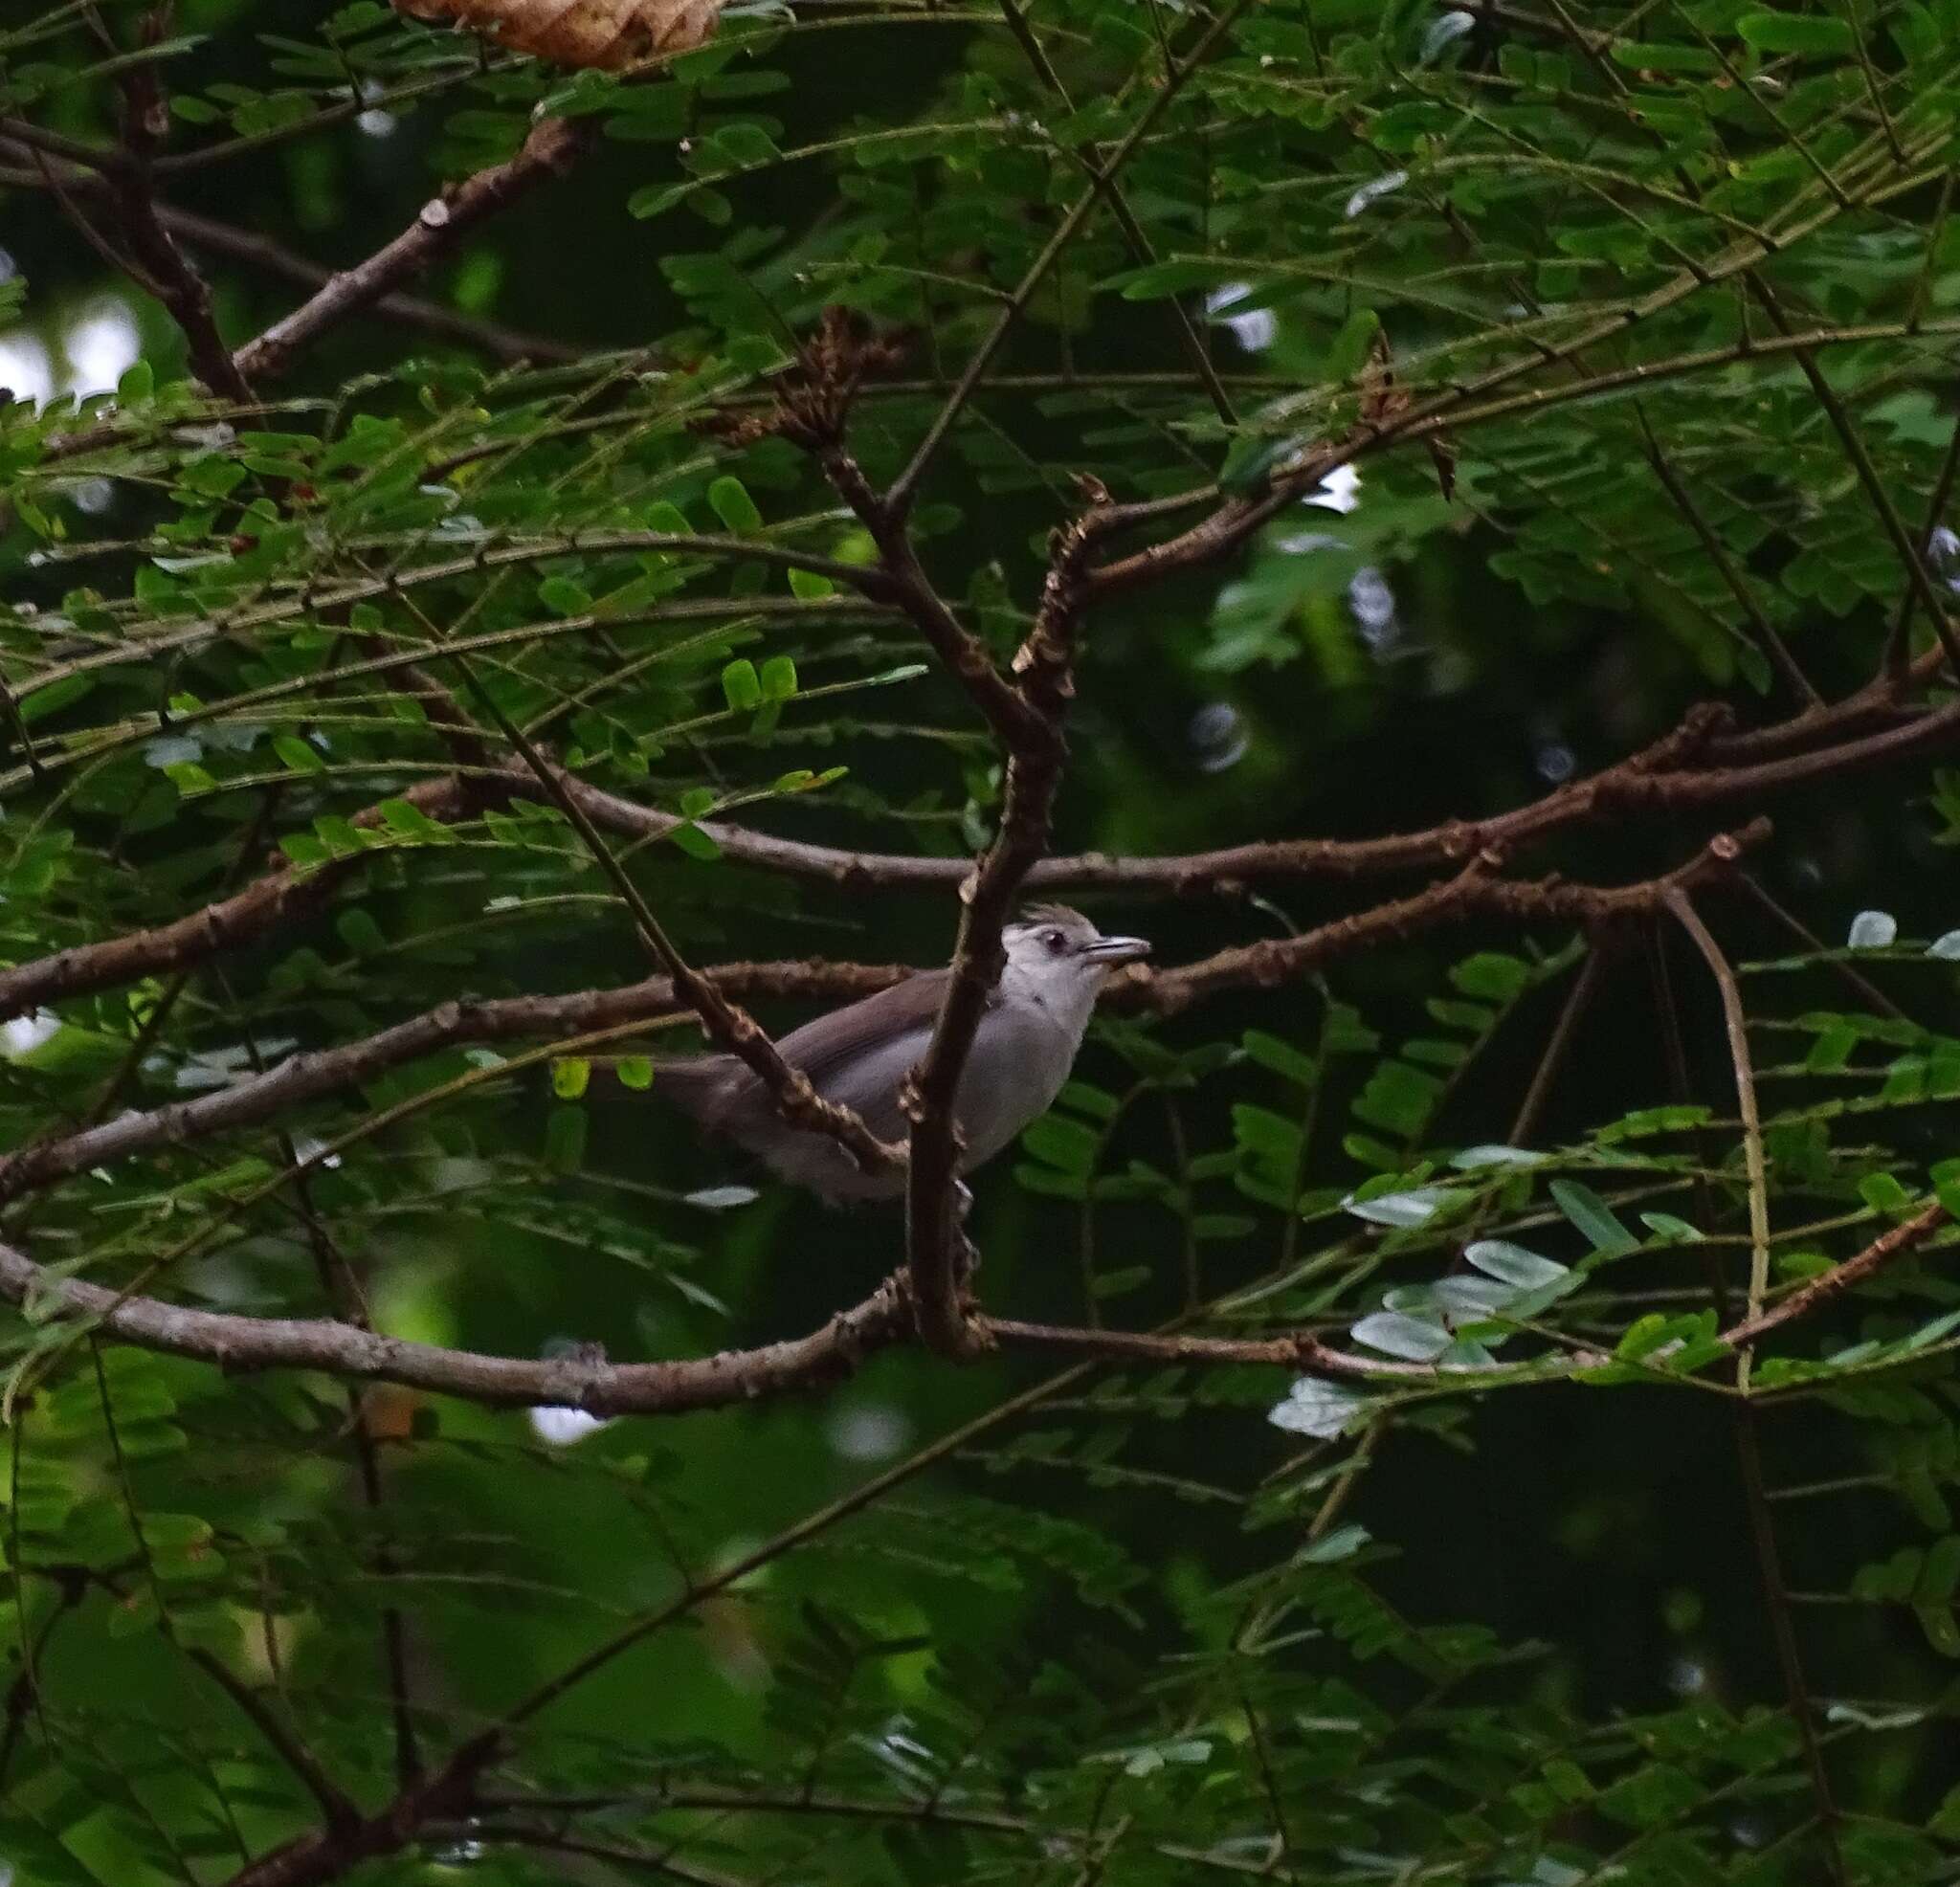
left=0, top=1234, right=907, bottom=1417
left=158, top=202, right=581, bottom=366
left=1136, top=820, right=1770, bottom=1015
left=0, top=958, right=907, bottom=1201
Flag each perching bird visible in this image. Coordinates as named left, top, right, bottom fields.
left=655, top=905, right=1149, bottom=1203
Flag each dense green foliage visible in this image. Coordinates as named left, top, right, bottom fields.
left=3, top=0, right=1960, bottom=1882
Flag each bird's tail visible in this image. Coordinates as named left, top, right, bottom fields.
left=643, top=1054, right=740, bottom=1131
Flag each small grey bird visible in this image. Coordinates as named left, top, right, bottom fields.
left=656, top=905, right=1149, bottom=1203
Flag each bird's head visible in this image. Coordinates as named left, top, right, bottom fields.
left=1001, top=905, right=1150, bottom=1014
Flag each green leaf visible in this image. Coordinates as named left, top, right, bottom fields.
left=335, top=908, right=386, bottom=955
left=553, top=1057, right=591, bottom=1099
left=1269, top=1377, right=1374, bottom=1438
left=760, top=654, right=797, bottom=700
left=273, top=734, right=324, bottom=773
left=1241, top=1030, right=1317, bottom=1087
left=722, top=658, right=763, bottom=710
left=378, top=798, right=452, bottom=839
left=1022, top=1114, right=1102, bottom=1173
left=1638, top=1211, right=1704, bottom=1242
left=1737, top=11, right=1855, bottom=55
left=1343, top=1186, right=1458, bottom=1228
left=1550, top=1179, right=1637, bottom=1254
left=17, top=675, right=95, bottom=725
left=539, top=575, right=593, bottom=615
left=670, top=823, right=722, bottom=860
left=1323, top=306, right=1380, bottom=383
left=708, top=475, right=763, bottom=533
left=1451, top=953, right=1531, bottom=1001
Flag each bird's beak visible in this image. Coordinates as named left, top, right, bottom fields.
left=1081, top=935, right=1151, bottom=966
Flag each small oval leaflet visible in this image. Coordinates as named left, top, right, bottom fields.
left=1268, top=1376, right=1373, bottom=1439
left=1464, top=1240, right=1570, bottom=1290
left=1450, top=1143, right=1549, bottom=1170
left=1927, top=930, right=1960, bottom=961
left=1350, top=1311, right=1452, bottom=1362
left=1847, top=909, right=1898, bottom=949
left=1341, top=1185, right=1456, bottom=1228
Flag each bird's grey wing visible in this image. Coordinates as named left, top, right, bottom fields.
left=649, top=975, right=946, bottom=1108
left=772, top=968, right=959, bottom=1085
left=657, top=972, right=984, bottom=1143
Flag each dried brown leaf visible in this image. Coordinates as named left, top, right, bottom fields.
left=394, top=0, right=721, bottom=69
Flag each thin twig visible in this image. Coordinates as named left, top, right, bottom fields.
left=1732, top=1406, right=1850, bottom=1887
left=886, top=0, right=1256, bottom=512
left=993, top=0, right=1234, bottom=426
left=1632, top=404, right=1819, bottom=706
left=185, top=1648, right=362, bottom=1836
left=234, top=117, right=590, bottom=384
left=1736, top=872, right=1908, bottom=1022
left=1746, top=276, right=1960, bottom=677
left=1664, top=888, right=1771, bottom=1382
left=1720, top=1200, right=1948, bottom=1350
left=1507, top=943, right=1607, bottom=1147
left=157, top=201, right=580, bottom=366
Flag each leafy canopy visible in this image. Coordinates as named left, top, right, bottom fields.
left=2, top=1, right=1960, bottom=1884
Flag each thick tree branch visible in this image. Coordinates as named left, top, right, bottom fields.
left=980, top=1317, right=1586, bottom=1379
left=0, top=1234, right=908, bottom=1419
left=902, top=487, right=1109, bottom=1354
left=216, top=1728, right=503, bottom=1887
left=30, top=16, right=256, bottom=404
left=555, top=691, right=1960, bottom=888
left=0, top=960, right=901, bottom=1202
left=1137, top=821, right=1769, bottom=1015
left=1, top=1168, right=1941, bottom=1442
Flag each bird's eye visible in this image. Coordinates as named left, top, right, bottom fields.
left=1043, top=929, right=1066, bottom=954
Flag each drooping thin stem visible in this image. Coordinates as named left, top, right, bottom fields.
left=1664, top=889, right=1770, bottom=1383
left=1507, top=943, right=1607, bottom=1147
